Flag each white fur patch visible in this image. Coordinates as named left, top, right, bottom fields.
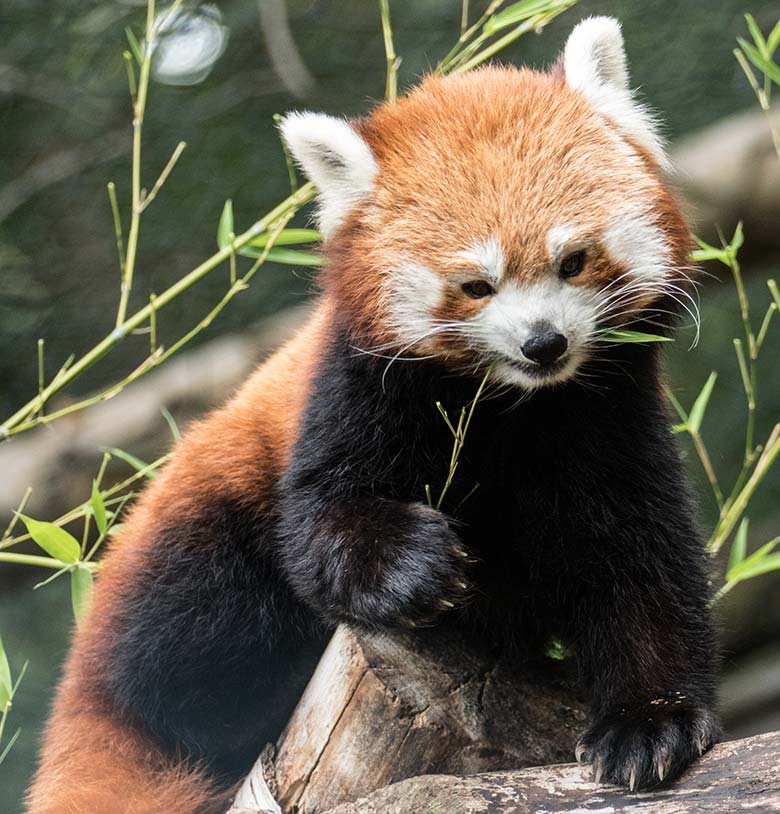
left=603, top=209, right=670, bottom=282
left=563, top=17, right=669, bottom=169
left=279, top=112, right=378, bottom=237
left=386, top=260, right=445, bottom=349
left=470, top=279, right=597, bottom=389
left=457, top=237, right=505, bottom=283
left=546, top=223, right=578, bottom=266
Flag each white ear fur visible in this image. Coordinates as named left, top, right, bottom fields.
left=279, top=112, right=378, bottom=237
left=563, top=17, right=669, bottom=169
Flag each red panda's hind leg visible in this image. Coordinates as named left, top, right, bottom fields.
left=27, top=702, right=233, bottom=814
left=89, top=497, right=328, bottom=783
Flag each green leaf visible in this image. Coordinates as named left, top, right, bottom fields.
left=545, top=637, right=568, bottom=661
left=0, top=727, right=21, bottom=767
left=727, top=518, right=749, bottom=574
left=246, top=228, right=321, bottom=248
left=738, top=37, right=780, bottom=85
left=217, top=199, right=234, bottom=249
left=729, top=552, right=780, bottom=583
left=691, top=247, right=727, bottom=263
left=237, top=246, right=323, bottom=266
left=18, top=516, right=80, bottom=564
left=107, top=523, right=125, bottom=537
left=125, top=27, right=143, bottom=65
left=600, top=330, right=674, bottom=344
left=106, top=447, right=155, bottom=477
left=90, top=481, right=108, bottom=536
left=71, top=567, right=93, bottom=624
left=484, top=0, right=552, bottom=34
left=687, top=372, right=717, bottom=434
left=767, top=19, right=780, bottom=56
left=730, top=221, right=745, bottom=253
left=729, top=539, right=780, bottom=580
left=0, top=634, right=12, bottom=711
left=745, top=14, right=768, bottom=57
left=160, top=406, right=181, bottom=441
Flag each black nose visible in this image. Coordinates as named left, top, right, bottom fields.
left=522, top=327, right=568, bottom=365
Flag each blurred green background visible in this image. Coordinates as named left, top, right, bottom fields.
left=2, top=1, right=780, bottom=811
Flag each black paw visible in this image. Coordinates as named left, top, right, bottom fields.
left=575, top=698, right=720, bottom=790
left=336, top=501, right=472, bottom=630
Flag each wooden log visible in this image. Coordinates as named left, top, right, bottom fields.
left=230, top=624, right=587, bottom=814
left=324, top=730, right=780, bottom=814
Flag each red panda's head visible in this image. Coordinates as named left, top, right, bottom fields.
left=281, top=17, right=694, bottom=390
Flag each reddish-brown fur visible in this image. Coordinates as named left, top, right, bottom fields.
left=27, top=307, right=330, bottom=813
left=327, top=67, right=689, bottom=356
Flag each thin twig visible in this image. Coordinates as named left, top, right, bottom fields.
left=379, top=0, right=400, bottom=102
left=0, top=181, right=315, bottom=440
left=139, top=141, right=186, bottom=213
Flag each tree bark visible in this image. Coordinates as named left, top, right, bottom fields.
left=230, top=625, right=587, bottom=814
left=324, top=730, right=780, bottom=814
left=229, top=626, right=780, bottom=814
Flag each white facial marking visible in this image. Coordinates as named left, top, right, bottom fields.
left=563, top=17, right=669, bottom=169
left=280, top=112, right=378, bottom=237
left=603, top=210, right=670, bottom=282
left=457, top=237, right=505, bottom=283
left=546, top=224, right=578, bottom=266
left=470, top=279, right=597, bottom=390
left=386, top=260, right=445, bottom=349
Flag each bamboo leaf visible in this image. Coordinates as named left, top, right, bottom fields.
left=160, top=406, right=181, bottom=441
left=729, top=539, right=780, bottom=580
left=687, top=372, right=717, bottom=433
left=90, top=481, right=108, bottom=536
left=691, top=247, right=727, bottom=263
left=125, top=27, right=143, bottom=65
left=71, top=567, right=94, bottom=624
left=600, top=330, right=673, bottom=344
left=745, top=14, right=768, bottom=58
left=730, top=221, right=745, bottom=253
left=106, top=447, right=155, bottom=477
left=738, top=37, right=780, bottom=84
left=217, top=199, right=234, bottom=249
left=484, top=0, right=554, bottom=34
left=767, top=19, right=780, bottom=56
left=727, top=518, right=749, bottom=574
left=0, top=634, right=12, bottom=711
left=0, top=727, right=21, bottom=766
left=237, top=246, right=323, bottom=266
left=246, top=229, right=321, bottom=248
left=18, top=516, right=80, bottom=564
left=729, top=552, right=780, bottom=583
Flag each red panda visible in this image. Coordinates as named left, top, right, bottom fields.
left=27, top=17, right=718, bottom=813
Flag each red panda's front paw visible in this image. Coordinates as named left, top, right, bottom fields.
left=575, top=700, right=720, bottom=790
left=340, top=501, right=473, bottom=631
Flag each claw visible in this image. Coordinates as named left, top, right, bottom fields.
left=594, top=759, right=604, bottom=785
left=452, top=546, right=469, bottom=559
left=628, top=768, right=637, bottom=792
left=574, top=743, right=588, bottom=764
left=655, top=753, right=670, bottom=783
left=456, top=581, right=469, bottom=591
left=439, top=599, right=455, bottom=609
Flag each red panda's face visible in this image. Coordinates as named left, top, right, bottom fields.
left=282, top=17, right=694, bottom=390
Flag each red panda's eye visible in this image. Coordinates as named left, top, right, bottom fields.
left=462, top=280, right=495, bottom=299
left=560, top=250, right=586, bottom=279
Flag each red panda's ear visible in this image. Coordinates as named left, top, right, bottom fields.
left=279, top=112, right=378, bottom=237
left=563, top=17, right=669, bottom=170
